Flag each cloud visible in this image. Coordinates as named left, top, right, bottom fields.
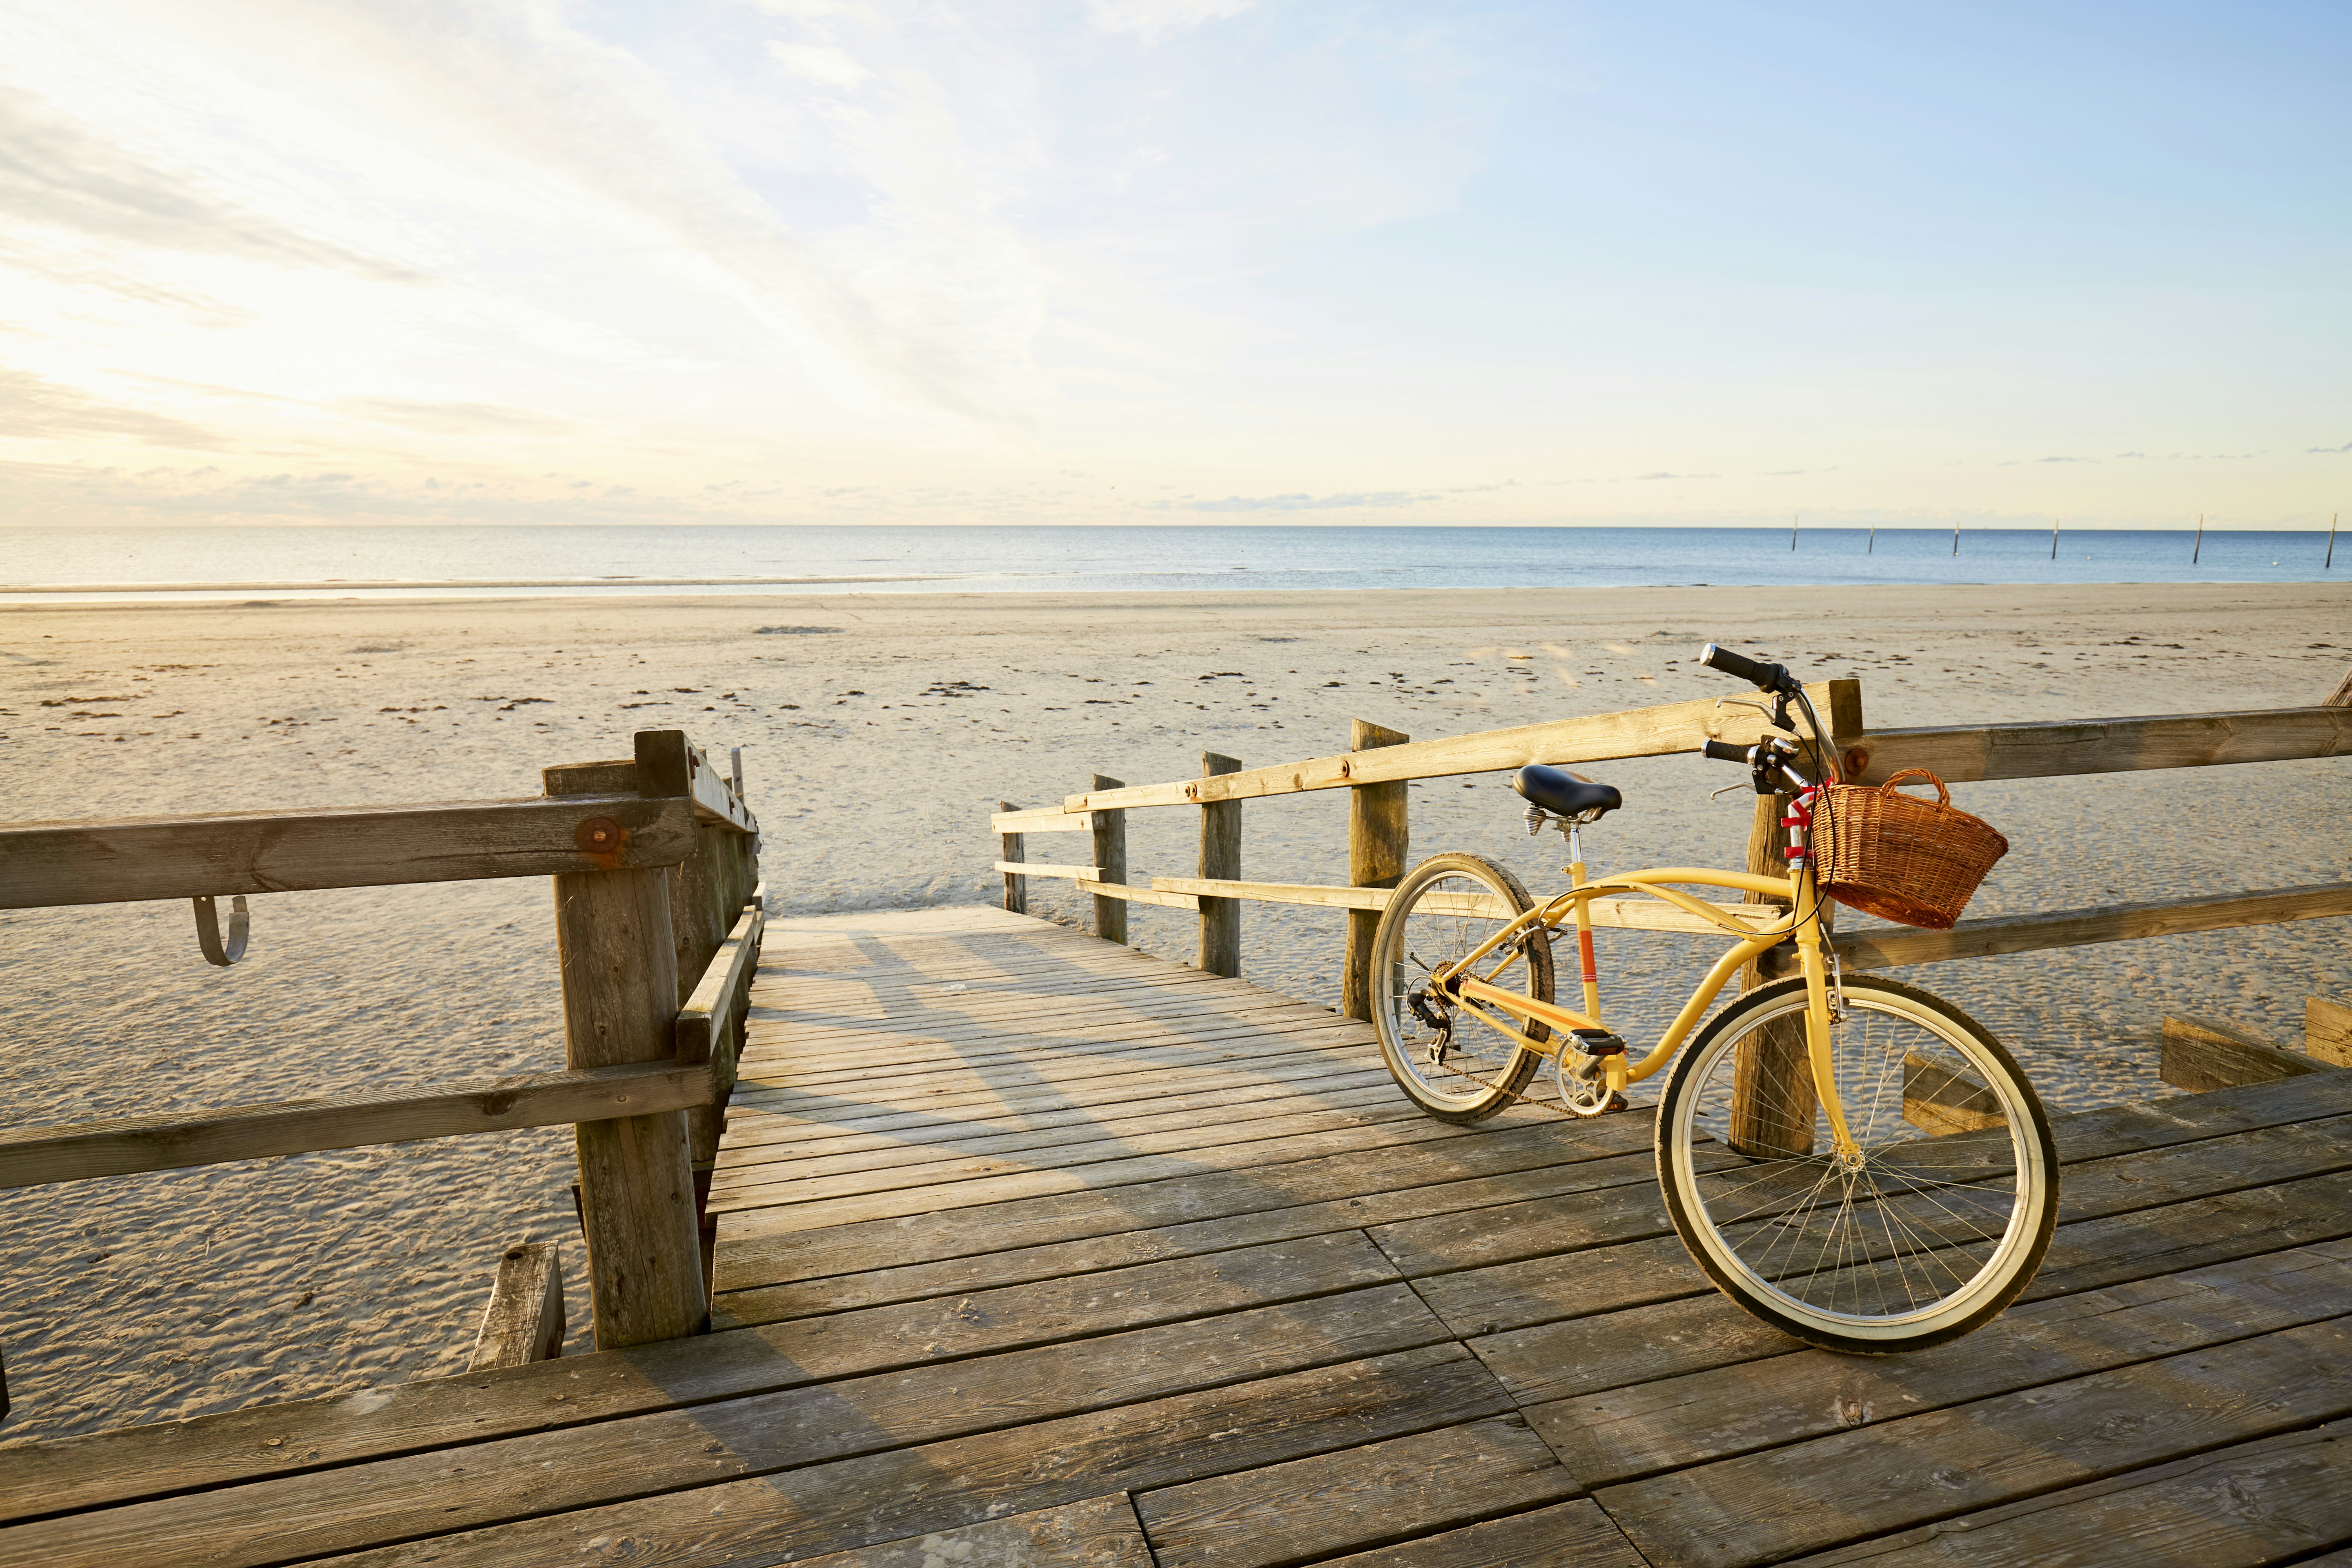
left=1172, top=490, right=1434, bottom=512
left=1086, top=0, right=1256, bottom=45
left=2308, top=440, right=2352, bottom=454
left=0, top=368, right=218, bottom=447
left=767, top=42, right=871, bottom=89
left=0, top=88, right=422, bottom=282
left=336, top=397, right=576, bottom=437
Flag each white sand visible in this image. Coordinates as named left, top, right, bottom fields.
left=2, top=581, right=2348, bottom=1446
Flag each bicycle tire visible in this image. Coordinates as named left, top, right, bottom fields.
left=1655, top=973, right=2058, bottom=1352
left=1370, top=852, right=1554, bottom=1123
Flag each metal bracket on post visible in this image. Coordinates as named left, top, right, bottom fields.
left=192, top=895, right=249, bottom=966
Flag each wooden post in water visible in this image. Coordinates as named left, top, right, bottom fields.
left=1197, top=752, right=1243, bottom=977
left=2328, top=513, right=2337, bottom=571
left=2051, top=517, right=2059, bottom=560
left=2193, top=513, right=2204, bottom=564
left=998, top=800, right=1027, bottom=915
left=1090, top=774, right=1127, bottom=944
left=543, top=735, right=707, bottom=1348
left=1343, top=720, right=1410, bottom=1020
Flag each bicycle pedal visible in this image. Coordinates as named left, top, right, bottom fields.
left=1569, top=1029, right=1627, bottom=1056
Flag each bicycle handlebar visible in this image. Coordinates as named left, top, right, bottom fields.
left=1699, top=642, right=1795, bottom=694
left=1702, top=739, right=1750, bottom=764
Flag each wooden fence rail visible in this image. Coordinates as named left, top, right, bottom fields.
left=0, top=727, right=763, bottom=1376
left=991, top=670, right=2352, bottom=1032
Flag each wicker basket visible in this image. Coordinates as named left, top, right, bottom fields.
left=1816, top=769, right=2008, bottom=930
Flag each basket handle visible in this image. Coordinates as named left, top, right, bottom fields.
left=1881, top=768, right=1952, bottom=807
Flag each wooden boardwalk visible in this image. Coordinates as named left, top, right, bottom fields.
left=9, top=906, right=2352, bottom=1566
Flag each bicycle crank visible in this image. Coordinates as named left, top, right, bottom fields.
left=1551, top=1028, right=1630, bottom=1117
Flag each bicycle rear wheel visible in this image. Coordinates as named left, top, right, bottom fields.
left=1370, top=853, right=1553, bottom=1123
left=1655, top=974, right=2057, bottom=1352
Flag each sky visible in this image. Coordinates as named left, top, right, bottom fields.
left=2, top=0, right=2347, bottom=530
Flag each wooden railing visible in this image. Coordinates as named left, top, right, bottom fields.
left=0, top=728, right=764, bottom=1404
left=990, top=676, right=2352, bottom=1024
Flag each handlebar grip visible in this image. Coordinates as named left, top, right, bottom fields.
left=1699, top=642, right=1790, bottom=693
left=1702, top=739, right=1751, bottom=763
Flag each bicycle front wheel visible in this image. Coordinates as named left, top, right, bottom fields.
left=1656, top=974, right=2057, bottom=1352
left=1370, top=853, right=1553, bottom=1123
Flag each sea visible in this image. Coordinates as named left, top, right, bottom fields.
left=0, top=524, right=2340, bottom=601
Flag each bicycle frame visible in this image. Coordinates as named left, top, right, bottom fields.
left=1426, top=853, right=1863, bottom=1159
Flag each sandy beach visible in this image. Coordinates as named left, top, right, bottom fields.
left=2, top=580, right=2348, bottom=1447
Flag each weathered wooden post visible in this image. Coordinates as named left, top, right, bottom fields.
left=543, top=735, right=710, bottom=1348
left=1728, top=790, right=1813, bottom=1156
left=1727, top=679, right=1862, bottom=1157
left=1342, top=720, right=1409, bottom=1020
left=1089, top=774, right=1127, bottom=943
left=999, top=800, right=1028, bottom=915
left=1197, top=752, right=1243, bottom=977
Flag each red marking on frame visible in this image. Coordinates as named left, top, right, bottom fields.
left=1577, top=928, right=1599, bottom=985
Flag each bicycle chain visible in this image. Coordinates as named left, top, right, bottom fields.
left=1421, top=1041, right=1590, bottom=1119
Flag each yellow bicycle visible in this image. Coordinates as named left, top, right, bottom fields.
left=1370, top=644, right=2057, bottom=1352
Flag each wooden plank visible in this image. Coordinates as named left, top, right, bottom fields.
left=1783, top=1425, right=2352, bottom=1568
left=1135, top=1416, right=1578, bottom=1568
left=993, top=861, right=1100, bottom=880
left=992, top=807, right=1100, bottom=833
left=1591, top=1315, right=2352, bottom=1568
left=2160, top=1011, right=2326, bottom=1092
left=714, top=1110, right=1499, bottom=1230
left=1090, top=773, right=1129, bottom=944
left=716, top=1118, right=1656, bottom=1299
left=464, top=1241, right=566, bottom=1372
left=1197, top=751, right=1243, bottom=976
left=736, top=1008, right=1374, bottom=1101
left=785, top=1495, right=1154, bottom=1568
left=740, top=1018, right=1370, bottom=1116
left=1343, top=718, right=1411, bottom=1022
left=1306, top=1499, right=1647, bottom=1568
left=2312, top=994, right=2352, bottom=1067
left=1531, top=1239, right=2352, bottom=1495
left=0, top=1061, right=715, bottom=1189
left=187, top=1343, right=1510, bottom=1568
left=675, top=905, right=763, bottom=1070
left=1078, top=879, right=1201, bottom=911
left=0, top=1235, right=1400, bottom=1528
left=712, top=1098, right=1434, bottom=1211
left=1062, top=680, right=1857, bottom=812
left=716, top=1078, right=1405, bottom=1182
left=1847, top=704, right=2352, bottom=786
left=1148, top=878, right=1773, bottom=933
left=6, top=1295, right=1472, bottom=1568
left=0, top=794, right=696, bottom=909
left=1834, top=881, right=2352, bottom=970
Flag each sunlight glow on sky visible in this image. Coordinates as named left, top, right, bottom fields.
left=2, top=0, right=2347, bottom=528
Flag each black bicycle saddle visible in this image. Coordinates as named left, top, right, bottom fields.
left=1512, top=764, right=1621, bottom=820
